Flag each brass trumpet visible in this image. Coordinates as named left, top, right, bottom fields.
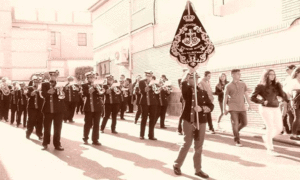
left=90, top=83, right=105, bottom=95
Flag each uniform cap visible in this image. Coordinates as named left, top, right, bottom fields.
left=49, top=70, right=59, bottom=76
left=67, top=76, right=75, bottom=80
left=32, top=76, right=38, bottom=80
left=145, top=70, right=153, bottom=76
left=105, top=74, right=113, bottom=80
left=85, top=71, right=96, bottom=78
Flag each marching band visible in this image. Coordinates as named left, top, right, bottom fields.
left=0, top=69, right=173, bottom=150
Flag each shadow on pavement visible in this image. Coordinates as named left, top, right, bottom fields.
left=93, top=145, right=210, bottom=180
left=212, top=133, right=300, bottom=162
left=30, top=138, right=124, bottom=180
left=202, top=150, right=266, bottom=167
left=103, top=132, right=187, bottom=152
left=0, top=160, right=11, bottom=180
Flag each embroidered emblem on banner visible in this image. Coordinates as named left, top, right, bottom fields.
left=170, top=1, right=215, bottom=68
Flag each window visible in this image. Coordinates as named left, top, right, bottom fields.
left=51, top=31, right=56, bottom=45
left=78, top=33, right=87, bottom=46
left=98, top=60, right=110, bottom=78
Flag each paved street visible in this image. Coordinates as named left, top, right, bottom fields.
left=0, top=113, right=299, bottom=180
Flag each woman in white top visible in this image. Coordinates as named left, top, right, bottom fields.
left=285, top=67, right=300, bottom=141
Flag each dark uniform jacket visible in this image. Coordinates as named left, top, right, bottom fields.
left=133, top=83, right=141, bottom=105
left=17, top=89, right=28, bottom=109
left=103, top=84, right=121, bottom=104
left=157, top=89, right=170, bottom=106
left=139, top=79, right=158, bottom=106
left=120, top=86, right=129, bottom=102
left=27, top=86, right=44, bottom=111
left=180, top=81, right=214, bottom=124
left=10, top=87, right=19, bottom=106
left=82, top=82, right=103, bottom=112
left=41, top=81, right=66, bottom=113
left=64, top=83, right=80, bottom=103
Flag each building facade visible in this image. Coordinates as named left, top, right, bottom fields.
left=0, top=0, right=93, bottom=81
left=89, top=0, right=300, bottom=127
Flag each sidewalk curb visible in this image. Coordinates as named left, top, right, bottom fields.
left=123, top=113, right=300, bottom=147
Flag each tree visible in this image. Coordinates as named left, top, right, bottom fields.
left=75, top=66, right=93, bottom=82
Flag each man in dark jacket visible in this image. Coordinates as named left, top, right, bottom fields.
left=26, top=76, right=44, bottom=140
left=63, top=76, right=80, bottom=123
left=10, top=81, right=19, bottom=126
left=173, top=72, right=214, bottom=179
left=41, top=70, right=65, bottom=151
left=101, top=75, right=121, bottom=134
left=156, top=79, right=171, bottom=128
left=16, top=82, right=28, bottom=127
left=82, top=72, right=104, bottom=145
left=139, top=70, right=159, bottom=140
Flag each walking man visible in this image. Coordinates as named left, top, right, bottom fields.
left=82, top=72, right=103, bottom=145
left=199, top=71, right=215, bottom=134
left=223, top=69, right=252, bottom=147
left=41, top=70, right=65, bottom=151
left=173, top=72, right=214, bottom=178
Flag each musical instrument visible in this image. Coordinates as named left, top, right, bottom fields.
left=90, top=82, right=105, bottom=95
left=162, top=80, right=173, bottom=93
left=57, top=86, right=65, bottom=99
left=109, top=83, right=121, bottom=95
left=0, top=83, right=10, bottom=96
left=149, top=80, right=161, bottom=94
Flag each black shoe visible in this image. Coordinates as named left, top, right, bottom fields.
left=195, top=170, right=209, bottom=178
left=160, top=126, right=167, bottom=129
left=149, top=137, right=157, bottom=140
left=64, top=120, right=67, bottom=123
left=92, top=141, right=102, bottom=146
left=17, top=124, right=20, bottom=127
left=5, top=119, right=8, bottom=122
left=120, top=118, right=125, bottom=120
left=134, top=120, right=137, bottom=124
left=83, top=139, right=88, bottom=144
left=76, top=112, right=78, bottom=115
left=140, top=136, right=144, bottom=140
left=290, top=136, right=300, bottom=141
left=112, top=131, right=118, bottom=134
left=23, top=125, right=27, bottom=128
left=42, top=145, right=48, bottom=150
left=26, top=133, right=30, bottom=139
left=101, top=130, right=105, bottom=133
left=173, top=165, right=181, bottom=175
left=69, top=120, right=75, bottom=123
left=55, top=146, right=64, bottom=151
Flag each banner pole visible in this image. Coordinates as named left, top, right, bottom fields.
left=193, top=71, right=200, bottom=130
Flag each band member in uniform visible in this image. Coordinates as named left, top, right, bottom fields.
left=82, top=72, right=104, bottom=145
left=76, top=80, right=85, bottom=115
left=26, top=76, right=44, bottom=140
left=101, top=75, right=121, bottom=134
left=10, top=81, right=20, bottom=126
left=64, top=76, right=80, bottom=123
left=139, top=70, right=159, bottom=140
left=17, top=82, right=28, bottom=127
left=177, top=68, right=189, bottom=135
left=173, top=72, right=214, bottom=178
left=41, top=70, right=65, bottom=151
left=133, top=75, right=142, bottom=124
left=119, top=79, right=128, bottom=120
left=126, top=78, right=134, bottom=113
left=0, top=77, right=12, bottom=122
left=156, top=79, right=171, bottom=129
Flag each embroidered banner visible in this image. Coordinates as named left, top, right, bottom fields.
left=170, top=1, right=215, bottom=69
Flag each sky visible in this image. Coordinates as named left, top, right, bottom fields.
left=10, top=0, right=99, bottom=11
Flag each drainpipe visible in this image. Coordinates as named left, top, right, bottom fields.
left=128, top=0, right=133, bottom=79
